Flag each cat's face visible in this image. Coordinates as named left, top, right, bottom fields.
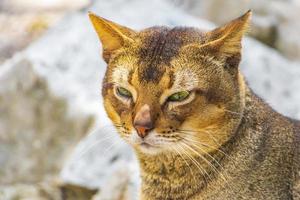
left=89, top=11, right=250, bottom=155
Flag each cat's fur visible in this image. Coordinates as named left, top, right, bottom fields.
left=89, top=11, right=300, bottom=200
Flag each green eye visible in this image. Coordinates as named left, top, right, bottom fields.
left=168, top=91, right=190, bottom=102
left=117, top=87, right=132, bottom=98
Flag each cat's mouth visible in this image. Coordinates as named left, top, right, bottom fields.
left=139, top=141, right=155, bottom=148
left=137, top=140, right=160, bottom=153
left=140, top=141, right=152, bottom=148
left=129, top=131, right=171, bottom=154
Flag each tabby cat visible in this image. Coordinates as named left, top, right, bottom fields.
left=89, top=11, right=300, bottom=200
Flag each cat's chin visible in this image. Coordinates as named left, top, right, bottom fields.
left=135, top=143, right=164, bottom=155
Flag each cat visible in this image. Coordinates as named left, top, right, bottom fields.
left=89, top=10, right=300, bottom=200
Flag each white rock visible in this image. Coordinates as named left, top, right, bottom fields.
left=0, top=58, right=93, bottom=185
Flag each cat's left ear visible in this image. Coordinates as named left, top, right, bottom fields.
left=190, top=10, right=251, bottom=69
left=88, top=12, right=137, bottom=63
left=205, top=10, right=251, bottom=55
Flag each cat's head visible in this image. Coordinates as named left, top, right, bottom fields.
left=89, top=11, right=251, bottom=155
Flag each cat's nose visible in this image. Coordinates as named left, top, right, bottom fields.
left=134, top=124, right=153, bottom=138
left=133, top=104, right=154, bottom=138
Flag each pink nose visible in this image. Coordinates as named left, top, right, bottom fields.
left=133, top=104, right=153, bottom=138
left=134, top=125, right=152, bottom=138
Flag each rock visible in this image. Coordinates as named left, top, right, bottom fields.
left=0, top=0, right=89, bottom=12
left=0, top=184, right=51, bottom=200
left=91, top=160, right=140, bottom=200
left=0, top=182, right=97, bottom=200
left=0, top=13, right=52, bottom=64
left=0, top=58, right=94, bottom=184
left=0, top=0, right=90, bottom=64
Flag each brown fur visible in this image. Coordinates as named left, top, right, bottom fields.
left=89, top=11, right=300, bottom=199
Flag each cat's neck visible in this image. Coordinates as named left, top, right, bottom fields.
left=137, top=152, right=208, bottom=199
left=136, top=141, right=231, bottom=199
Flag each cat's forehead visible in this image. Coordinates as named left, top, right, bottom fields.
left=110, top=26, right=208, bottom=91
left=135, top=26, right=205, bottom=83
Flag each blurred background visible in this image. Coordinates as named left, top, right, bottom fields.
left=0, top=0, right=300, bottom=199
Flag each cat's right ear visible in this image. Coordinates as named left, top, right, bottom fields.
left=88, top=12, right=136, bottom=63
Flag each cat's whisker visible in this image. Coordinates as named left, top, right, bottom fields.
left=181, top=136, right=239, bottom=183
left=185, top=137, right=231, bottom=160
left=223, top=108, right=246, bottom=123
left=170, top=145, right=198, bottom=184
left=177, top=142, right=211, bottom=184
left=183, top=138, right=225, bottom=168
left=177, top=145, right=209, bottom=185
left=185, top=131, right=230, bottom=157
left=183, top=140, right=229, bottom=183
left=203, top=130, right=223, bottom=147
left=182, top=134, right=242, bottom=193
left=180, top=141, right=234, bottom=193
left=223, top=109, right=243, bottom=116
left=177, top=130, right=229, bottom=157
left=181, top=133, right=231, bottom=158
left=180, top=141, right=224, bottom=181
left=182, top=137, right=236, bottom=194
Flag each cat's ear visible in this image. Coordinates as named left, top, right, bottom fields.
left=187, top=10, right=251, bottom=71
left=88, top=12, right=136, bottom=63
left=203, top=10, right=251, bottom=57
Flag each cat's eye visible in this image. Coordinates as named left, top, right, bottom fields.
left=116, top=87, right=132, bottom=98
left=167, top=91, right=190, bottom=102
